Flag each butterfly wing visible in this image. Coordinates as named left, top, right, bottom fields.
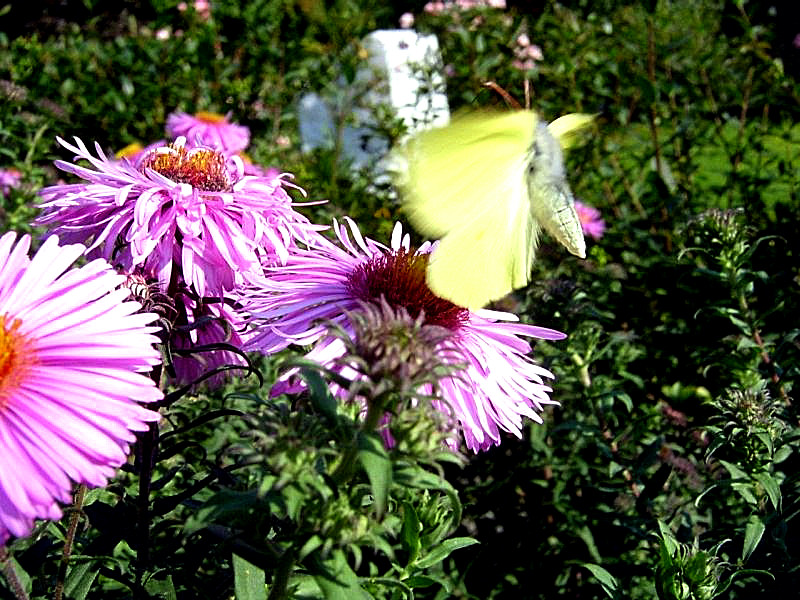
left=399, top=111, right=540, bottom=309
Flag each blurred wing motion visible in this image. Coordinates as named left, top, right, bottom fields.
left=398, top=110, right=593, bottom=310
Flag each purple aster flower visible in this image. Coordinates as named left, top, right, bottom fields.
left=243, top=218, right=566, bottom=453
left=0, top=168, right=22, bottom=198
left=0, top=233, right=163, bottom=544
left=166, top=111, right=250, bottom=154
left=37, top=136, right=320, bottom=298
left=574, top=199, right=606, bottom=240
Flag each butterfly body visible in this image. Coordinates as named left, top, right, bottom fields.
left=398, top=110, right=591, bottom=310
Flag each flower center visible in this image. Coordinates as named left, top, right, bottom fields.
left=0, top=315, right=36, bottom=409
left=139, top=141, right=231, bottom=191
left=195, top=111, right=227, bottom=124
left=348, top=249, right=469, bottom=330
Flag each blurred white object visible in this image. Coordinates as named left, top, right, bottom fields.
left=298, top=29, right=450, bottom=173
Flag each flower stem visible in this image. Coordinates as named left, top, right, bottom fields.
left=54, top=485, right=87, bottom=600
left=266, top=548, right=296, bottom=600
left=331, top=393, right=387, bottom=485
left=135, top=421, right=159, bottom=583
left=0, top=546, right=30, bottom=600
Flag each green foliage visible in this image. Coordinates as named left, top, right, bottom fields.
left=1, top=0, right=799, bottom=599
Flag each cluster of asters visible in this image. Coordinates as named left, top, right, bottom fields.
left=0, top=110, right=604, bottom=544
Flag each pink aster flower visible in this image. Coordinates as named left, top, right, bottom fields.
left=166, top=111, right=250, bottom=154
left=0, top=233, right=162, bottom=544
left=574, top=199, right=606, bottom=240
left=243, top=218, right=566, bottom=453
left=0, top=167, right=22, bottom=197
left=37, top=136, right=319, bottom=299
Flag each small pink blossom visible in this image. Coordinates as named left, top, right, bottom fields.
left=574, top=199, right=606, bottom=240
left=399, top=12, right=415, bottom=28
left=0, top=167, right=22, bottom=197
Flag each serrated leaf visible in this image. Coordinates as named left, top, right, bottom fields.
left=742, top=516, right=766, bottom=563
left=357, top=431, right=391, bottom=516
left=415, top=537, right=479, bottom=569
left=233, top=553, right=266, bottom=600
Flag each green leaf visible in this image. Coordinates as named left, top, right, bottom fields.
left=144, top=575, right=177, bottom=600
left=312, top=549, right=373, bottom=600
left=300, top=367, right=338, bottom=421
left=582, top=563, right=619, bottom=598
left=576, top=525, right=603, bottom=563
left=415, top=537, right=479, bottom=569
left=718, top=459, right=747, bottom=481
left=233, top=554, right=266, bottom=600
left=657, top=521, right=679, bottom=557
left=299, top=535, right=324, bottom=562
left=64, top=561, right=99, bottom=600
left=1, top=554, right=32, bottom=596
left=741, top=516, right=766, bottom=563
left=401, top=502, right=422, bottom=566
left=753, top=471, right=782, bottom=511
left=357, top=431, right=391, bottom=516
left=753, top=431, right=774, bottom=456
left=404, top=575, right=442, bottom=589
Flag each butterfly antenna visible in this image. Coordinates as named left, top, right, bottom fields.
left=483, top=81, right=522, bottom=110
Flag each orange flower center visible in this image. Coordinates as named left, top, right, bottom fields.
left=0, top=314, right=36, bottom=409
left=139, top=143, right=231, bottom=192
left=115, top=142, right=144, bottom=160
left=195, top=111, right=226, bottom=124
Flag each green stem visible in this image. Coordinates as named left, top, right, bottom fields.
left=0, top=546, right=30, bottom=600
left=266, top=548, right=296, bottom=600
left=135, top=420, right=159, bottom=588
left=331, top=393, right=388, bottom=485
left=54, top=485, right=87, bottom=600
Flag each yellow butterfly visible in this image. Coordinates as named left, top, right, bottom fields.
left=397, top=110, right=594, bottom=310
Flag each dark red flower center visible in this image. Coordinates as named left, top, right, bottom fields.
left=348, top=249, right=469, bottom=330
left=139, top=143, right=231, bottom=192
